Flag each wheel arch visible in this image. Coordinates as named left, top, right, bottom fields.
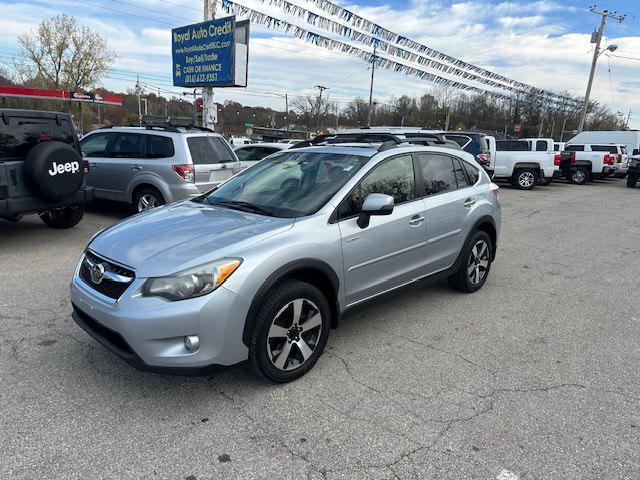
left=513, top=162, right=542, bottom=170
left=127, top=175, right=170, bottom=204
left=242, top=259, right=341, bottom=347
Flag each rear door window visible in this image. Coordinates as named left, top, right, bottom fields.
left=80, top=133, right=115, bottom=157
left=535, top=140, right=548, bottom=151
left=0, top=115, right=77, bottom=159
left=187, top=136, right=236, bottom=164
left=417, top=153, right=458, bottom=195
left=111, top=133, right=145, bottom=158
left=145, top=135, right=174, bottom=158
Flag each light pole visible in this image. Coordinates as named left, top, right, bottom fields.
left=577, top=7, right=624, bottom=133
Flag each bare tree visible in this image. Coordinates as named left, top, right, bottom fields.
left=15, top=14, right=115, bottom=91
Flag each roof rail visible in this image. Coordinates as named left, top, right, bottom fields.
left=290, top=133, right=404, bottom=151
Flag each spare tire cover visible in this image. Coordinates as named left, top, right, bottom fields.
left=24, top=141, right=84, bottom=200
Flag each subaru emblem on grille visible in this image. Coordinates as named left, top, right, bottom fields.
left=90, top=263, right=106, bottom=284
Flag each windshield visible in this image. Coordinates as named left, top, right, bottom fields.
left=195, top=151, right=369, bottom=218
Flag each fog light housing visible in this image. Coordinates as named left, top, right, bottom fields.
left=184, top=335, right=200, bottom=352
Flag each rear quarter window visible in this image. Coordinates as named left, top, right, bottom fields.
left=0, top=115, right=77, bottom=159
left=565, top=145, right=584, bottom=152
left=145, top=135, right=175, bottom=158
left=187, top=136, right=236, bottom=164
left=590, top=145, right=617, bottom=153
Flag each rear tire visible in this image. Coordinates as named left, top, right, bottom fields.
left=511, top=169, right=537, bottom=190
left=538, top=177, right=553, bottom=186
left=569, top=167, right=589, bottom=185
left=3, top=215, right=23, bottom=223
left=39, top=206, right=84, bottom=229
left=628, top=174, right=639, bottom=188
left=448, top=231, right=493, bottom=293
left=133, top=187, right=165, bottom=213
left=249, top=280, right=331, bottom=383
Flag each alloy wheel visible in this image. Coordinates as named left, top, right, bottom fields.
left=518, top=171, right=535, bottom=188
left=572, top=169, right=586, bottom=184
left=138, top=194, right=159, bottom=212
left=267, top=298, right=323, bottom=371
left=468, top=240, right=490, bottom=286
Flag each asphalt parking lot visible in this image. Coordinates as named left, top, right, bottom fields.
left=1, top=178, right=639, bottom=480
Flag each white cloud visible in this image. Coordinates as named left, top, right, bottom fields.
left=497, top=15, right=546, bottom=28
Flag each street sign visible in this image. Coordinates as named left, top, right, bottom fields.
left=514, top=123, right=522, bottom=133
left=171, top=16, right=248, bottom=88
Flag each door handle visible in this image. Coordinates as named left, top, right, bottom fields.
left=409, top=216, right=424, bottom=227
left=464, top=198, right=476, bottom=208
left=131, top=165, right=142, bottom=171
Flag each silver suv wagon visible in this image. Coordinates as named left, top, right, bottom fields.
left=71, top=136, right=501, bottom=383
left=79, top=123, right=240, bottom=212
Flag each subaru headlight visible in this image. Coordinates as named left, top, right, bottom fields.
left=141, top=258, right=242, bottom=301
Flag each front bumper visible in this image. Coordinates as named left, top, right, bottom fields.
left=0, top=187, right=94, bottom=217
left=70, top=267, right=251, bottom=373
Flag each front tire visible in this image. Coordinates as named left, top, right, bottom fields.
left=511, top=168, right=537, bottom=190
left=448, top=231, right=493, bottom=293
left=39, top=206, right=84, bottom=229
left=249, top=280, right=331, bottom=383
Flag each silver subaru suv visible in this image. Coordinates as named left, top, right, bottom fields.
left=70, top=135, right=501, bottom=383
left=79, top=122, right=240, bottom=212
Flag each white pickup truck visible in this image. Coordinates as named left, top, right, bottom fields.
left=492, top=138, right=556, bottom=190
left=561, top=144, right=619, bottom=184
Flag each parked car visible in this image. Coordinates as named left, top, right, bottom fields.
left=277, top=139, right=304, bottom=145
left=71, top=137, right=501, bottom=382
left=228, top=136, right=252, bottom=147
left=627, top=149, right=640, bottom=188
left=79, top=124, right=240, bottom=213
left=567, top=130, right=640, bottom=164
left=561, top=144, right=618, bottom=184
left=0, top=108, right=94, bottom=228
left=492, top=139, right=556, bottom=189
left=234, top=142, right=291, bottom=169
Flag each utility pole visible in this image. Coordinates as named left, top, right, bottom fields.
left=315, top=85, right=328, bottom=133
left=367, top=44, right=377, bottom=127
left=285, top=94, right=289, bottom=132
left=444, top=108, right=451, bottom=131
left=578, top=7, right=625, bottom=133
left=625, top=110, right=632, bottom=129
left=538, top=112, right=544, bottom=138
left=136, top=75, right=142, bottom=124
left=560, top=117, right=567, bottom=142
left=202, top=0, right=217, bottom=129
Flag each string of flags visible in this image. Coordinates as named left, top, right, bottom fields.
left=220, top=0, right=579, bottom=112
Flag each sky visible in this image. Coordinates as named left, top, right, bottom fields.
left=0, top=0, right=639, bottom=128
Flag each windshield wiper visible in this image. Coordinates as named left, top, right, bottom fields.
left=211, top=199, right=275, bottom=217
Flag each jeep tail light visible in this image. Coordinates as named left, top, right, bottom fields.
left=554, top=154, right=561, bottom=166
left=38, top=135, right=53, bottom=142
left=570, top=152, right=576, bottom=165
left=476, top=153, right=490, bottom=166
left=82, top=159, right=89, bottom=174
left=172, top=164, right=195, bottom=183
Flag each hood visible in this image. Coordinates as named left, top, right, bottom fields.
left=89, top=201, right=294, bottom=277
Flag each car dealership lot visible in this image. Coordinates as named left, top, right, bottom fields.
left=1, top=180, right=639, bottom=479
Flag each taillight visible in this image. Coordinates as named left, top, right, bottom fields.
left=617, top=154, right=622, bottom=163
left=490, top=184, right=500, bottom=202
left=570, top=152, right=576, bottom=166
left=604, top=154, right=615, bottom=165
left=554, top=154, right=561, bottom=166
left=38, top=135, right=53, bottom=142
left=82, top=159, right=89, bottom=174
left=476, top=153, right=490, bottom=166
left=172, top=164, right=195, bottom=182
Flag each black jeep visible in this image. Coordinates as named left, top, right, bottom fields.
left=627, top=149, right=640, bottom=189
left=0, top=109, right=94, bottom=228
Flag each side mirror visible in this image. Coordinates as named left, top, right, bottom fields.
left=357, top=193, right=394, bottom=229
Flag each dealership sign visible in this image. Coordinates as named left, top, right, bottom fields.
left=0, top=86, right=122, bottom=106
left=171, top=16, right=249, bottom=88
